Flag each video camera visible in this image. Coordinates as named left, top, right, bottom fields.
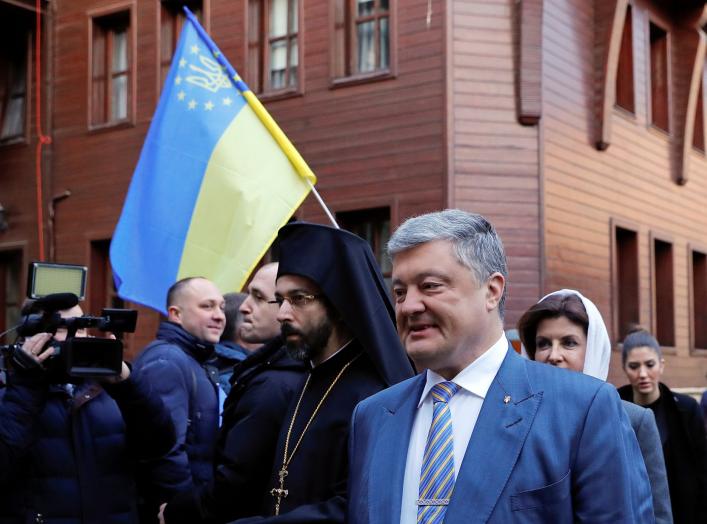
left=0, top=262, right=137, bottom=382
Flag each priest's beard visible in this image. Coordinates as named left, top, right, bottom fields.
left=281, top=317, right=333, bottom=362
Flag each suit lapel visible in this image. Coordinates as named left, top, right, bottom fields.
left=369, top=374, right=426, bottom=524
left=445, top=350, right=542, bottom=523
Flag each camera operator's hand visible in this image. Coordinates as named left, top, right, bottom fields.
left=101, top=361, right=130, bottom=384
left=20, top=333, right=55, bottom=365
left=97, top=333, right=131, bottom=384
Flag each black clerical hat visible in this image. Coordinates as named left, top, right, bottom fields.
left=276, top=222, right=414, bottom=386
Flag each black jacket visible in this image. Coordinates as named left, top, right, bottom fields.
left=163, top=337, right=305, bottom=523
left=619, top=383, right=707, bottom=524
left=0, top=365, right=175, bottom=524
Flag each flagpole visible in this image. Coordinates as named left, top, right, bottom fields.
left=307, top=180, right=339, bottom=229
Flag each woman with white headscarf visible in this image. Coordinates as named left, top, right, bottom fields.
left=517, top=289, right=673, bottom=524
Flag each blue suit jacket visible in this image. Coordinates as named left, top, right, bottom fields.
left=348, top=348, right=654, bottom=523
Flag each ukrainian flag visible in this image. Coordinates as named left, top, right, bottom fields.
left=110, top=9, right=315, bottom=313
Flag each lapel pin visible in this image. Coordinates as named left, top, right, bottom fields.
left=503, top=395, right=511, bottom=404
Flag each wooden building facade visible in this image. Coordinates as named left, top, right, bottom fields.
left=1, top=0, right=706, bottom=387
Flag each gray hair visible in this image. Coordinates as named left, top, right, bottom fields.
left=387, top=209, right=508, bottom=317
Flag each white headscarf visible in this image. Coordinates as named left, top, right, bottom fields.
left=539, top=289, right=611, bottom=381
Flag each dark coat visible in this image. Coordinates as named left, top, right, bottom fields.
left=163, top=337, right=306, bottom=523
left=231, top=340, right=388, bottom=524
left=0, top=366, right=175, bottom=524
left=619, top=383, right=707, bottom=524
left=132, top=322, right=221, bottom=507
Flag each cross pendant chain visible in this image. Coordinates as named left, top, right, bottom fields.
left=269, top=356, right=359, bottom=517
left=270, top=467, right=289, bottom=516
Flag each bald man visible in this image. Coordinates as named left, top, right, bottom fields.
left=132, top=277, right=226, bottom=522
left=159, top=263, right=307, bottom=524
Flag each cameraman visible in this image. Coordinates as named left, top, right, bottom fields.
left=0, top=302, right=176, bottom=523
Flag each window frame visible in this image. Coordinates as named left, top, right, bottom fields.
left=610, top=219, right=641, bottom=344
left=0, top=245, right=25, bottom=346
left=646, top=16, right=671, bottom=135
left=330, top=0, right=396, bottom=88
left=0, top=20, right=32, bottom=147
left=155, top=0, right=210, bottom=96
left=687, top=243, right=707, bottom=357
left=89, top=239, right=124, bottom=313
left=87, top=237, right=140, bottom=356
left=336, top=205, right=393, bottom=283
left=649, top=231, right=676, bottom=351
left=87, top=1, right=137, bottom=132
left=615, top=3, right=635, bottom=114
left=246, top=0, right=304, bottom=100
left=692, top=61, right=706, bottom=153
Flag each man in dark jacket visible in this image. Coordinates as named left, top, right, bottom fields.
left=132, top=277, right=226, bottom=521
left=0, top=304, right=175, bottom=524
left=160, top=263, right=306, bottom=524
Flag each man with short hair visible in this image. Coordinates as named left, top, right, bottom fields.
left=133, top=277, right=226, bottom=521
left=348, top=209, right=654, bottom=523
left=160, top=263, right=306, bottom=524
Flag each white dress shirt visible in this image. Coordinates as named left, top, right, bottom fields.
left=399, top=335, right=508, bottom=524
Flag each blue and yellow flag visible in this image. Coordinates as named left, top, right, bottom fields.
left=110, top=9, right=315, bottom=313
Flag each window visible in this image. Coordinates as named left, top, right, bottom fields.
left=247, top=0, right=300, bottom=94
left=337, top=207, right=392, bottom=284
left=90, top=240, right=124, bottom=313
left=694, top=74, right=704, bottom=151
left=90, top=11, right=131, bottom=127
left=159, top=1, right=203, bottom=89
left=333, top=0, right=391, bottom=78
left=649, top=22, right=669, bottom=132
left=0, top=250, right=22, bottom=345
left=614, top=226, right=640, bottom=340
left=90, top=239, right=140, bottom=354
left=652, top=238, right=674, bottom=347
left=0, top=7, right=31, bottom=144
left=691, top=249, right=707, bottom=349
left=615, top=5, right=634, bottom=113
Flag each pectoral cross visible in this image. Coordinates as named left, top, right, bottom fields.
left=270, top=467, right=289, bottom=515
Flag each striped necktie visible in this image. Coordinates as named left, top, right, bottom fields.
left=417, top=381, right=461, bottom=523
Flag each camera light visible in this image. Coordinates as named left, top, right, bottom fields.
left=28, top=262, right=87, bottom=300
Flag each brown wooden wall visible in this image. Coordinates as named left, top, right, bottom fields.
left=5, top=0, right=705, bottom=387
left=291, top=0, right=447, bottom=224
left=541, top=0, right=707, bottom=387
left=42, top=0, right=447, bottom=357
left=447, top=0, right=543, bottom=329
left=0, top=1, right=45, bottom=315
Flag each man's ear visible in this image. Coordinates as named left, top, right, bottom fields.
left=485, top=272, right=505, bottom=312
left=167, top=305, right=181, bottom=324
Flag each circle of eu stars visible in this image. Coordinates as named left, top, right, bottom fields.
left=174, top=43, right=235, bottom=112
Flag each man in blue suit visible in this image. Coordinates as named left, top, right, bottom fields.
left=347, top=209, right=654, bottom=523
